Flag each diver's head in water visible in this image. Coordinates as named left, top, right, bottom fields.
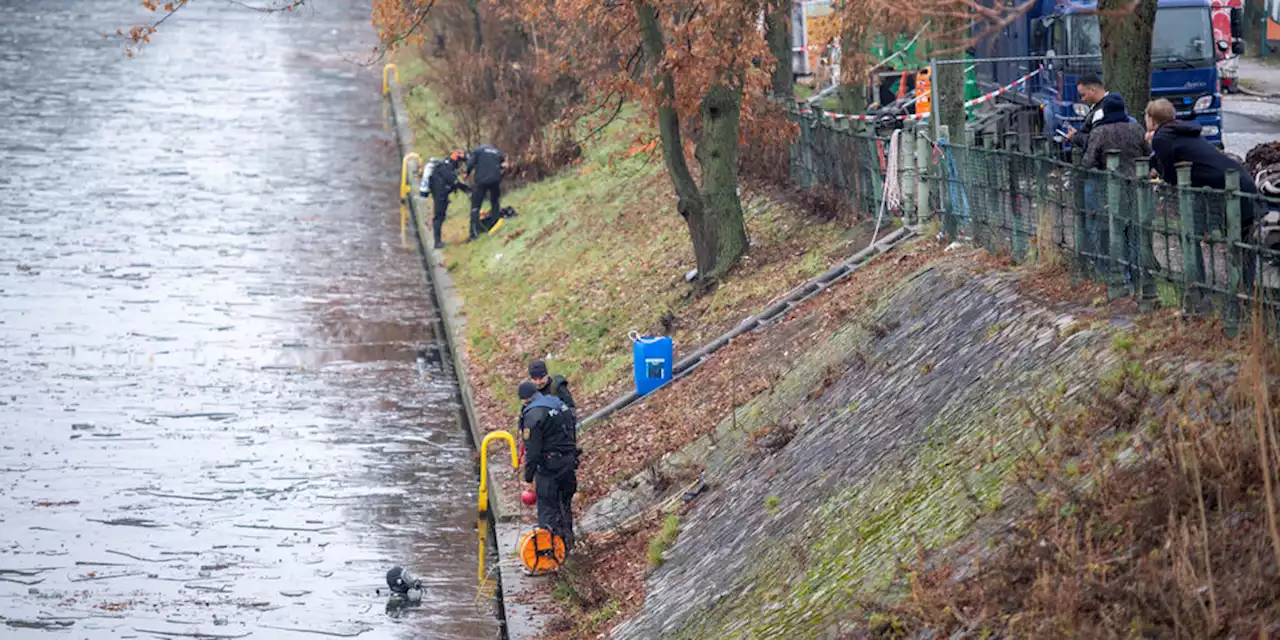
left=385, top=566, right=421, bottom=596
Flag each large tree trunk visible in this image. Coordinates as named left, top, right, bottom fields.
left=634, top=2, right=709, bottom=263
left=764, top=0, right=795, bottom=103
left=836, top=30, right=868, bottom=115
left=836, top=0, right=869, bottom=114
left=1100, top=0, right=1157, bottom=117
left=467, top=0, right=496, bottom=100
left=694, top=83, right=750, bottom=278
left=936, top=52, right=966, bottom=140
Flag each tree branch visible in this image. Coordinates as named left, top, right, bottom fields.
left=367, top=0, right=438, bottom=65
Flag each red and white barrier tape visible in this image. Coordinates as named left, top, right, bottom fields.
left=797, top=66, right=1044, bottom=122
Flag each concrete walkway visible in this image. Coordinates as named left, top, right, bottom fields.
left=1237, top=57, right=1280, bottom=96
left=1221, top=59, right=1280, bottom=156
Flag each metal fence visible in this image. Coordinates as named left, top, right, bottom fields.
left=790, top=110, right=1280, bottom=337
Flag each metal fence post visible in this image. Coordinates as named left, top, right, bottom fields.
left=929, top=58, right=939, bottom=141
left=1176, top=161, right=1201, bottom=310
left=1135, top=158, right=1158, bottom=313
left=788, top=108, right=800, bottom=184
left=864, top=121, right=884, bottom=211
left=902, top=121, right=917, bottom=224
left=1105, top=152, right=1125, bottom=300
left=1035, top=137, right=1051, bottom=264
left=834, top=117, right=853, bottom=203
left=801, top=115, right=815, bottom=189
left=984, top=132, right=1003, bottom=254
left=1071, top=148, right=1086, bottom=285
left=1225, top=168, right=1242, bottom=338
left=938, top=125, right=953, bottom=239
left=1006, top=132, right=1024, bottom=261
left=916, top=126, right=930, bottom=224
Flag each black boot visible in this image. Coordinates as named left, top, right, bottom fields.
left=468, top=209, right=481, bottom=241
left=433, top=223, right=445, bottom=250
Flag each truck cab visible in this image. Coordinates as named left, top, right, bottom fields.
left=1031, top=0, right=1223, bottom=147
left=974, top=0, right=1223, bottom=147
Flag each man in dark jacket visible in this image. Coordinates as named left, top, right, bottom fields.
left=422, top=150, right=470, bottom=249
left=519, top=381, right=578, bottom=550
left=466, top=144, right=506, bottom=241
left=1147, top=98, right=1258, bottom=289
left=1065, top=74, right=1107, bottom=153
left=1080, top=93, right=1151, bottom=279
left=528, top=359, right=574, bottom=410
left=1081, top=93, right=1150, bottom=170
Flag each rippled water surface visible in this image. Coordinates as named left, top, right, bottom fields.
left=0, top=1, right=498, bottom=637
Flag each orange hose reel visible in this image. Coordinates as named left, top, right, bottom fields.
left=518, top=528, right=567, bottom=575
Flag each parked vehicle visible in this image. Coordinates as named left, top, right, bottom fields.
left=974, top=0, right=1228, bottom=148
left=1211, top=0, right=1246, bottom=93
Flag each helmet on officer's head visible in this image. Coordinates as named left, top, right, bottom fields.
left=450, top=150, right=466, bottom=164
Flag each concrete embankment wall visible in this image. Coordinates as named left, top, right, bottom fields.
left=603, top=259, right=1127, bottom=638
left=385, top=77, right=549, bottom=639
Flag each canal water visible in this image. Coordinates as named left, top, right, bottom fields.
left=0, top=1, right=499, bottom=638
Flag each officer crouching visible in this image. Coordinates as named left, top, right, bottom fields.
left=518, top=381, right=579, bottom=551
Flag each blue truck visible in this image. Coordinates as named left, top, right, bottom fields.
left=975, top=0, right=1224, bottom=148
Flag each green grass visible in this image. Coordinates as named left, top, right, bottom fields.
left=648, top=513, right=682, bottom=568
left=398, top=53, right=877, bottom=431
left=765, top=495, right=781, bottom=515
left=400, top=88, right=869, bottom=420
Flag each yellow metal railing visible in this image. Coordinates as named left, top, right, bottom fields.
left=478, top=430, right=518, bottom=514
left=400, top=153, right=421, bottom=240
left=382, top=64, right=398, bottom=96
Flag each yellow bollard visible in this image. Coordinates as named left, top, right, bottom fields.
left=478, top=431, right=518, bottom=514
left=382, top=64, right=398, bottom=96
left=477, top=516, right=488, bottom=582
left=400, top=153, right=422, bottom=201
left=400, top=204, right=408, bottom=246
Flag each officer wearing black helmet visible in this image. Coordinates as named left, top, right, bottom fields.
left=519, top=381, right=578, bottom=550
left=528, top=359, right=574, bottom=410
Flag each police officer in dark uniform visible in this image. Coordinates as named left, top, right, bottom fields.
left=465, top=144, right=506, bottom=241
left=528, top=359, right=575, bottom=410
left=519, top=381, right=578, bottom=550
left=423, top=150, right=470, bottom=249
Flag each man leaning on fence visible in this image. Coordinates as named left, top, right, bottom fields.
left=1146, top=98, right=1258, bottom=291
left=1079, top=92, right=1150, bottom=281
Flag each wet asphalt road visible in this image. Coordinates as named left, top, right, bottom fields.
left=0, top=1, right=497, bottom=638
left=1222, top=98, right=1280, bottom=157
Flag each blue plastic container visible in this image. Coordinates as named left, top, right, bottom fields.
left=632, top=334, right=673, bottom=397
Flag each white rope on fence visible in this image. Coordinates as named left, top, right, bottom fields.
left=871, top=128, right=903, bottom=246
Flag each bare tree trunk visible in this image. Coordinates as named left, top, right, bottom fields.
left=765, top=0, right=795, bottom=103
left=635, top=0, right=748, bottom=279
left=936, top=53, right=966, bottom=139
left=1100, top=0, right=1157, bottom=117
left=837, top=0, right=870, bottom=114
left=695, top=83, right=749, bottom=278
left=635, top=1, right=708, bottom=256
left=467, top=0, right=495, bottom=100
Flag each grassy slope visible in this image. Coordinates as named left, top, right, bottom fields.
left=397, top=56, right=1279, bottom=640
left=399, top=60, right=879, bottom=434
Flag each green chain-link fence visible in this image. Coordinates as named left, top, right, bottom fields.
left=790, top=110, right=1280, bottom=337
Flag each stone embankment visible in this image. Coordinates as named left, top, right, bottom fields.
left=604, top=259, right=1127, bottom=638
